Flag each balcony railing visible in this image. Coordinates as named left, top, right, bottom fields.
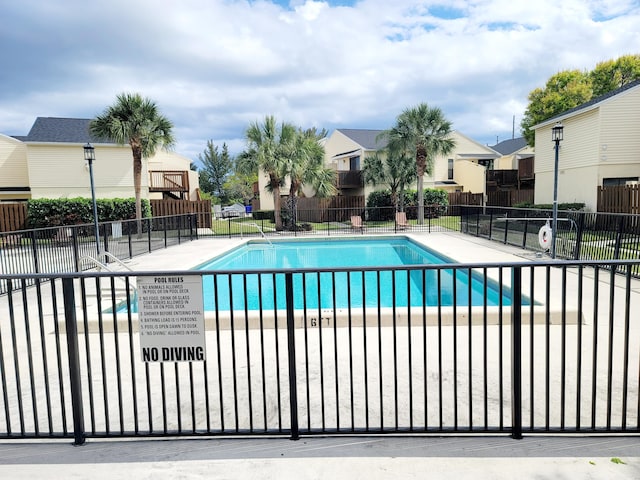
left=337, top=170, right=364, bottom=189
left=149, top=170, right=190, bottom=198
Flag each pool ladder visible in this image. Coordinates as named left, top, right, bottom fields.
left=242, top=222, right=273, bottom=247
left=80, top=252, right=137, bottom=304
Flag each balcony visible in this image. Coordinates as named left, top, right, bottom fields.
left=518, top=156, right=534, bottom=181
left=149, top=171, right=190, bottom=200
left=337, top=170, right=364, bottom=190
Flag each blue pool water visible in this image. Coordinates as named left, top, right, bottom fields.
left=196, top=237, right=518, bottom=311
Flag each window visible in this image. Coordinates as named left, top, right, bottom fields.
left=603, top=177, right=639, bottom=186
left=349, top=155, right=360, bottom=171
left=447, top=159, right=454, bottom=180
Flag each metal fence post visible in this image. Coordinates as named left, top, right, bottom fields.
left=503, top=215, right=509, bottom=244
left=574, top=212, right=585, bottom=260
left=163, top=218, right=168, bottom=248
left=511, top=266, right=523, bottom=440
left=102, top=223, right=109, bottom=259
left=62, top=277, right=86, bottom=446
left=71, top=227, right=80, bottom=272
left=521, top=211, right=529, bottom=249
left=489, top=209, right=494, bottom=240
left=285, top=272, right=300, bottom=440
left=147, top=218, right=152, bottom=252
left=127, top=227, right=133, bottom=259
left=30, top=230, right=40, bottom=273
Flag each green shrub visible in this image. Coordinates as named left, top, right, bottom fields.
left=366, top=188, right=449, bottom=220
left=515, top=202, right=585, bottom=211
left=253, top=210, right=275, bottom=222
left=26, top=198, right=148, bottom=228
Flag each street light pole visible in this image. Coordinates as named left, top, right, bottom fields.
left=83, top=143, right=100, bottom=256
left=551, top=122, right=564, bottom=259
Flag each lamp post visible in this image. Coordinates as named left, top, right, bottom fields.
left=83, top=143, right=100, bottom=256
left=551, top=122, right=564, bottom=259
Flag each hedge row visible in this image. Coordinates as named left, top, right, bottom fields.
left=366, top=188, right=449, bottom=221
left=27, top=198, right=150, bottom=228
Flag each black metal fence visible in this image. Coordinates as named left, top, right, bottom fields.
left=1, top=258, right=639, bottom=443
left=0, top=215, right=198, bottom=294
left=461, top=206, right=640, bottom=269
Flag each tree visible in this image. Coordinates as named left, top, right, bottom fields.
left=90, top=92, right=175, bottom=222
left=363, top=145, right=414, bottom=212
left=283, top=127, right=336, bottom=229
left=240, top=115, right=296, bottom=230
left=590, top=54, right=640, bottom=96
left=520, top=70, right=592, bottom=145
left=520, top=55, right=640, bottom=145
left=198, top=141, right=234, bottom=200
left=381, top=103, right=455, bottom=224
left=224, top=167, right=258, bottom=206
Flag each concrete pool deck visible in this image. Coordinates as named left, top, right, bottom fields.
left=1, top=435, right=639, bottom=479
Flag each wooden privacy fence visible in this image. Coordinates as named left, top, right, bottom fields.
left=296, top=196, right=365, bottom=223
left=487, top=190, right=534, bottom=207
left=150, top=199, right=212, bottom=228
left=597, top=184, right=640, bottom=214
left=448, top=192, right=482, bottom=206
left=0, top=203, right=28, bottom=232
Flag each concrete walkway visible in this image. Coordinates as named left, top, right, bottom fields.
left=1, top=436, right=639, bottom=479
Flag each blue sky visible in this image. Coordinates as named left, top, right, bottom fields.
left=1, top=0, right=639, bottom=162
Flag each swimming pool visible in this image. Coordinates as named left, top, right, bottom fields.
left=197, top=237, right=518, bottom=311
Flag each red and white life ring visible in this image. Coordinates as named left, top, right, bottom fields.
left=538, top=223, right=552, bottom=250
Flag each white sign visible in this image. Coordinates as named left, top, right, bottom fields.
left=137, top=275, right=206, bottom=362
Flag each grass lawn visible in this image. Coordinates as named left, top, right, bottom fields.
left=207, top=215, right=462, bottom=235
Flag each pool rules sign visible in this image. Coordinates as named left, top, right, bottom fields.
left=137, top=275, right=206, bottom=362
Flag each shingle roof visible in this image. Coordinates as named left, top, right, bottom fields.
left=539, top=78, right=640, bottom=127
left=336, top=128, right=387, bottom=150
left=20, top=117, right=113, bottom=144
left=489, top=137, right=527, bottom=155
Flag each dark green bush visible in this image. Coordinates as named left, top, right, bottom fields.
left=27, top=198, right=149, bottom=228
left=252, top=210, right=275, bottom=222
left=513, top=202, right=585, bottom=211
left=366, top=188, right=449, bottom=220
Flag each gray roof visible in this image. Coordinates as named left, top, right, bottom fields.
left=540, top=78, right=640, bottom=127
left=336, top=128, right=387, bottom=150
left=19, top=117, right=112, bottom=144
left=489, top=137, right=527, bottom=155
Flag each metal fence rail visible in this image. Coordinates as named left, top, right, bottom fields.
left=461, top=206, right=640, bottom=269
left=0, top=215, right=198, bottom=294
left=1, top=258, right=639, bottom=443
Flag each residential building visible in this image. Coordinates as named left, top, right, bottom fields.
left=533, top=79, right=640, bottom=211
left=323, top=128, right=499, bottom=200
left=488, top=137, right=535, bottom=191
left=0, top=117, right=199, bottom=203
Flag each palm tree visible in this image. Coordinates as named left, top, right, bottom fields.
left=241, top=115, right=295, bottom=231
left=363, top=145, right=414, bottom=213
left=382, top=103, right=455, bottom=224
left=90, top=93, right=175, bottom=223
left=284, top=128, right=336, bottom=228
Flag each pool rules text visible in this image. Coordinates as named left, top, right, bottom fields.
left=137, top=275, right=206, bottom=362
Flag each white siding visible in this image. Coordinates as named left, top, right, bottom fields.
left=323, top=131, right=363, bottom=168
left=534, top=83, right=640, bottom=211
left=0, top=135, right=29, bottom=191
left=598, top=86, right=640, bottom=166
left=454, top=160, right=486, bottom=194
left=536, top=165, right=600, bottom=210
left=26, top=144, right=147, bottom=199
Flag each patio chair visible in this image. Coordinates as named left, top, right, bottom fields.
left=351, top=215, right=365, bottom=230
left=395, top=211, right=410, bottom=230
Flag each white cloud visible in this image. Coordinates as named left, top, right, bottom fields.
left=0, top=0, right=639, bottom=160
